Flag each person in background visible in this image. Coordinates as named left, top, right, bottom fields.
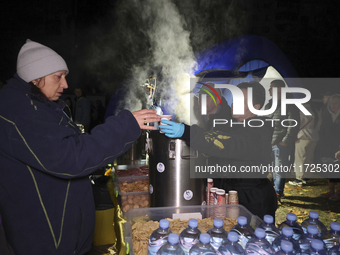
left=63, top=96, right=73, bottom=120
left=289, top=101, right=321, bottom=186
left=192, top=83, right=231, bottom=188
left=159, top=81, right=277, bottom=220
left=318, top=94, right=340, bottom=201
left=322, top=91, right=333, bottom=109
left=265, top=79, right=300, bottom=202
left=73, top=87, right=91, bottom=132
left=89, top=99, right=107, bottom=132
left=0, top=39, right=160, bottom=255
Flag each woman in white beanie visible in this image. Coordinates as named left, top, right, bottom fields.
left=0, top=40, right=160, bottom=255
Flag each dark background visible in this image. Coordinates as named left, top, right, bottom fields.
left=1, top=0, right=340, bottom=104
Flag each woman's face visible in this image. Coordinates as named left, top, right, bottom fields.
left=33, top=71, right=68, bottom=101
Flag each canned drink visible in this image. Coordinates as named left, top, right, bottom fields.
left=228, top=190, right=239, bottom=204
left=206, top=178, right=213, bottom=205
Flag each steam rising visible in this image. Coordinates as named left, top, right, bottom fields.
left=84, top=0, right=247, bottom=123
left=119, top=0, right=198, bottom=125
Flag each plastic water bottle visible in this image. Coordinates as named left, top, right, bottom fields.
left=218, top=231, right=245, bottom=255
left=300, top=211, right=327, bottom=237
left=278, top=213, right=303, bottom=241
left=230, top=216, right=254, bottom=249
left=308, top=239, right=328, bottom=255
left=207, top=218, right=228, bottom=251
left=245, top=228, right=275, bottom=255
left=189, top=233, right=216, bottom=255
left=179, top=219, right=201, bottom=254
left=272, top=227, right=301, bottom=254
left=275, top=240, right=295, bottom=255
left=321, top=221, right=340, bottom=250
left=157, top=233, right=185, bottom=255
left=260, top=215, right=281, bottom=245
left=298, top=225, right=322, bottom=254
left=149, top=219, right=172, bottom=255
left=329, top=238, right=340, bottom=255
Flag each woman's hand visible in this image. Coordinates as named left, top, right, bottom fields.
left=132, top=109, right=161, bottom=130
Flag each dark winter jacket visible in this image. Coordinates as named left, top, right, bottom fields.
left=182, top=99, right=277, bottom=219
left=265, top=98, right=300, bottom=146
left=0, top=74, right=141, bottom=255
left=318, top=95, right=340, bottom=158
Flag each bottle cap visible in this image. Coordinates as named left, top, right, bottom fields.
left=214, top=218, right=223, bottom=228
left=207, top=178, right=213, bottom=183
left=255, top=228, right=266, bottom=239
left=189, top=219, right=198, bottom=229
left=200, top=233, right=211, bottom=244
left=159, top=219, right=169, bottom=229
left=309, top=211, right=319, bottom=219
left=210, top=187, right=218, bottom=193
left=331, top=222, right=340, bottom=232
left=287, top=213, right=297, bottom=222
left=228, top=232, right=239, bottom=243
left=282, top=227, right=293, bottom=237
left=264, top=215, right=274, bottom=224
left=307, top=225, right=319, bottom=235
left=311, top=239, right=324, bottom=251
left=168, top=233, right=179, bottom=245
left=238, top=216, right=247, bottom=226
left=281, top=240, right=293, bottom=253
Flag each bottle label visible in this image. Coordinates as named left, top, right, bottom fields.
left=245, top=243, right=273, bottom=255
left=265, top=230, right=280, bottom=245
left=300, top=242, right=311, bottom=252
left=231, top=229, right=251, bottom=249
left=210, top=236, right=225, bottom=251
left=292, top=232, right=301, bottom=241
left=238, top=235, right=249, bottom=249
left=180, top=237, right=199, bottom=254
left=219, top=248, right=232, bottom=255
left=323, top=237, right=338, bottom=250
left=302, top=226, right=308, bottom=235
left=148, top=238, right=167, bottom=255
left=190, top=250, right=216, bottom=255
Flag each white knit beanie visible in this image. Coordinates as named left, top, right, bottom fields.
left=16, top=39, right=69, bottom=83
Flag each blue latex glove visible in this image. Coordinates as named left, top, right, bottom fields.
left=159, top=119, right=185, bottom=138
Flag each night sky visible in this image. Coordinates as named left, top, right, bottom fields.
left=1, top=0, right=340, bottom=102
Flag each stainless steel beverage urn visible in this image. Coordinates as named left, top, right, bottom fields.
left=147, top=131, right=205, bottom=207
left=116, top=130, right=146, bottom=165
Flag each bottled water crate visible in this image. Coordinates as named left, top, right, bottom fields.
left=124, top=204, right=263, bottom=255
